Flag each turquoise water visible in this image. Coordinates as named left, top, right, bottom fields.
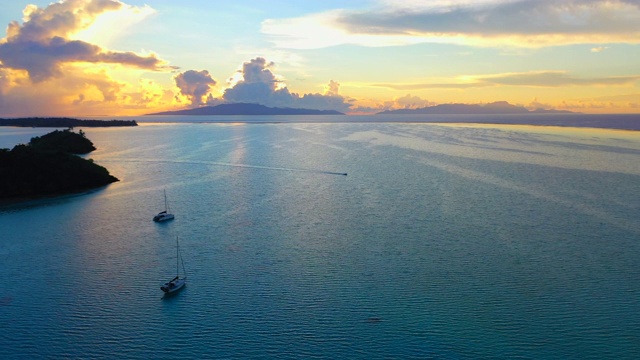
left=1, top=121, right=639, bottom=359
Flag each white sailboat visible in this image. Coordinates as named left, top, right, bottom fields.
left=153, top=189, right=174, bottom=222
left=161, top=236, right=187, bottom=295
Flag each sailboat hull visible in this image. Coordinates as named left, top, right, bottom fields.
left=161, top=278, right=186, bottom=294
left=153, top=213, right=174, bottom=222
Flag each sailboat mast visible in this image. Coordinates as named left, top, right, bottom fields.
left=176, top=236, right=180, bottom=277
left=164, top=189, right=168, bottom=212
left=180, top=243, right=187, bottom=279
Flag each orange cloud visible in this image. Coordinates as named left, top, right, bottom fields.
left=0, top=0, right=176, bottom=116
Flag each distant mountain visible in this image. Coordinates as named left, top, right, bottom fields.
left=148, top=103, right=344, bottom=116
left=530, top=108, right=575, bottom=114
left=377, top=101, right=574, bottom=115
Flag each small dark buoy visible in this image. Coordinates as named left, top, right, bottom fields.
left=366, top=317, right=382, bottom=323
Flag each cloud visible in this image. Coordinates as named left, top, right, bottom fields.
left=474, top=71, right=640, bottom=87
left=0, top=67, right=120, bottom=116
left=72, top=2, right=156, bottom=46
left=562, top=93, right=640, bottom=112
left=0, top=37, right=167, bottom=82
left=0, top=65, right=183, bottom=116
left=175, top=70, right=217, bottom=106
left=590, top=46, right=609, bottom=53
left=372, top=82, right=485, bottom=90
left=261, top=10, right=429, bottom=49
left=262, top=0, right=640, bottom=49
left=555, top=96, right=640, bottom=113
left=393, top=94, right=435, bottom=109
left=371, top=71, right=640, bottom=89
left=126, top=79, right=175, bottom=108
left=236, top=57, right=281, bottom=88
left=221, top=57, right=352, bottom=112
left=353, top=94, right=435, bottom=113
left=4, top=0, right=121, bottom=42
left=527, top=97, right=555, bottom=110
left=0, top=0, right=180, bottom=116
left=222, top=57, right=282, bottom=104
left=0, top=0, right=170, bottom=83
left=324, top=80, right=340, bottom=96
left=590, top=93, right=640, bottom=103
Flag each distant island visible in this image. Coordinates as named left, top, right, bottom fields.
left=0, top=129, right=118, bottom=203
left=377, top=101, right=575, bottom=115
left=0, top=117, right=137, bottom=127
left=147, top=103, right=344, bottom=116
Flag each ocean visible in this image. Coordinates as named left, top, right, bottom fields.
left=1, top=115, right=639, bottom=359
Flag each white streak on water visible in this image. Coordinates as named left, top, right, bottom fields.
left=100, top=158, right=348, bottom=176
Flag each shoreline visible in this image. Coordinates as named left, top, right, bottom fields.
left=1, top=113, right=639, bottom=131
left=0, top=117, right=137, bottom=128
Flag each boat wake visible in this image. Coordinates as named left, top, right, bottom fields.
left=101, top=158, right=348, bottom=176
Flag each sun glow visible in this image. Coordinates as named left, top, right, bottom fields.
left=72, top=3, right=156, bottom=47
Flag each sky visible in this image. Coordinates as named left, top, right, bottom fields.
left=0, top=0, right=639, bottom=116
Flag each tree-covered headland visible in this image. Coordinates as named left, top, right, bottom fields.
left=0, top=129, right=118, bottom=201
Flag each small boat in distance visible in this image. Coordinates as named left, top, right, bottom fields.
left=153, top=189, right=174, bottom=222
left=161, top=236, right=187, bottom=295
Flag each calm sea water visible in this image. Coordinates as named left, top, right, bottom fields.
left=1, top=117, right=639, bottom=359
